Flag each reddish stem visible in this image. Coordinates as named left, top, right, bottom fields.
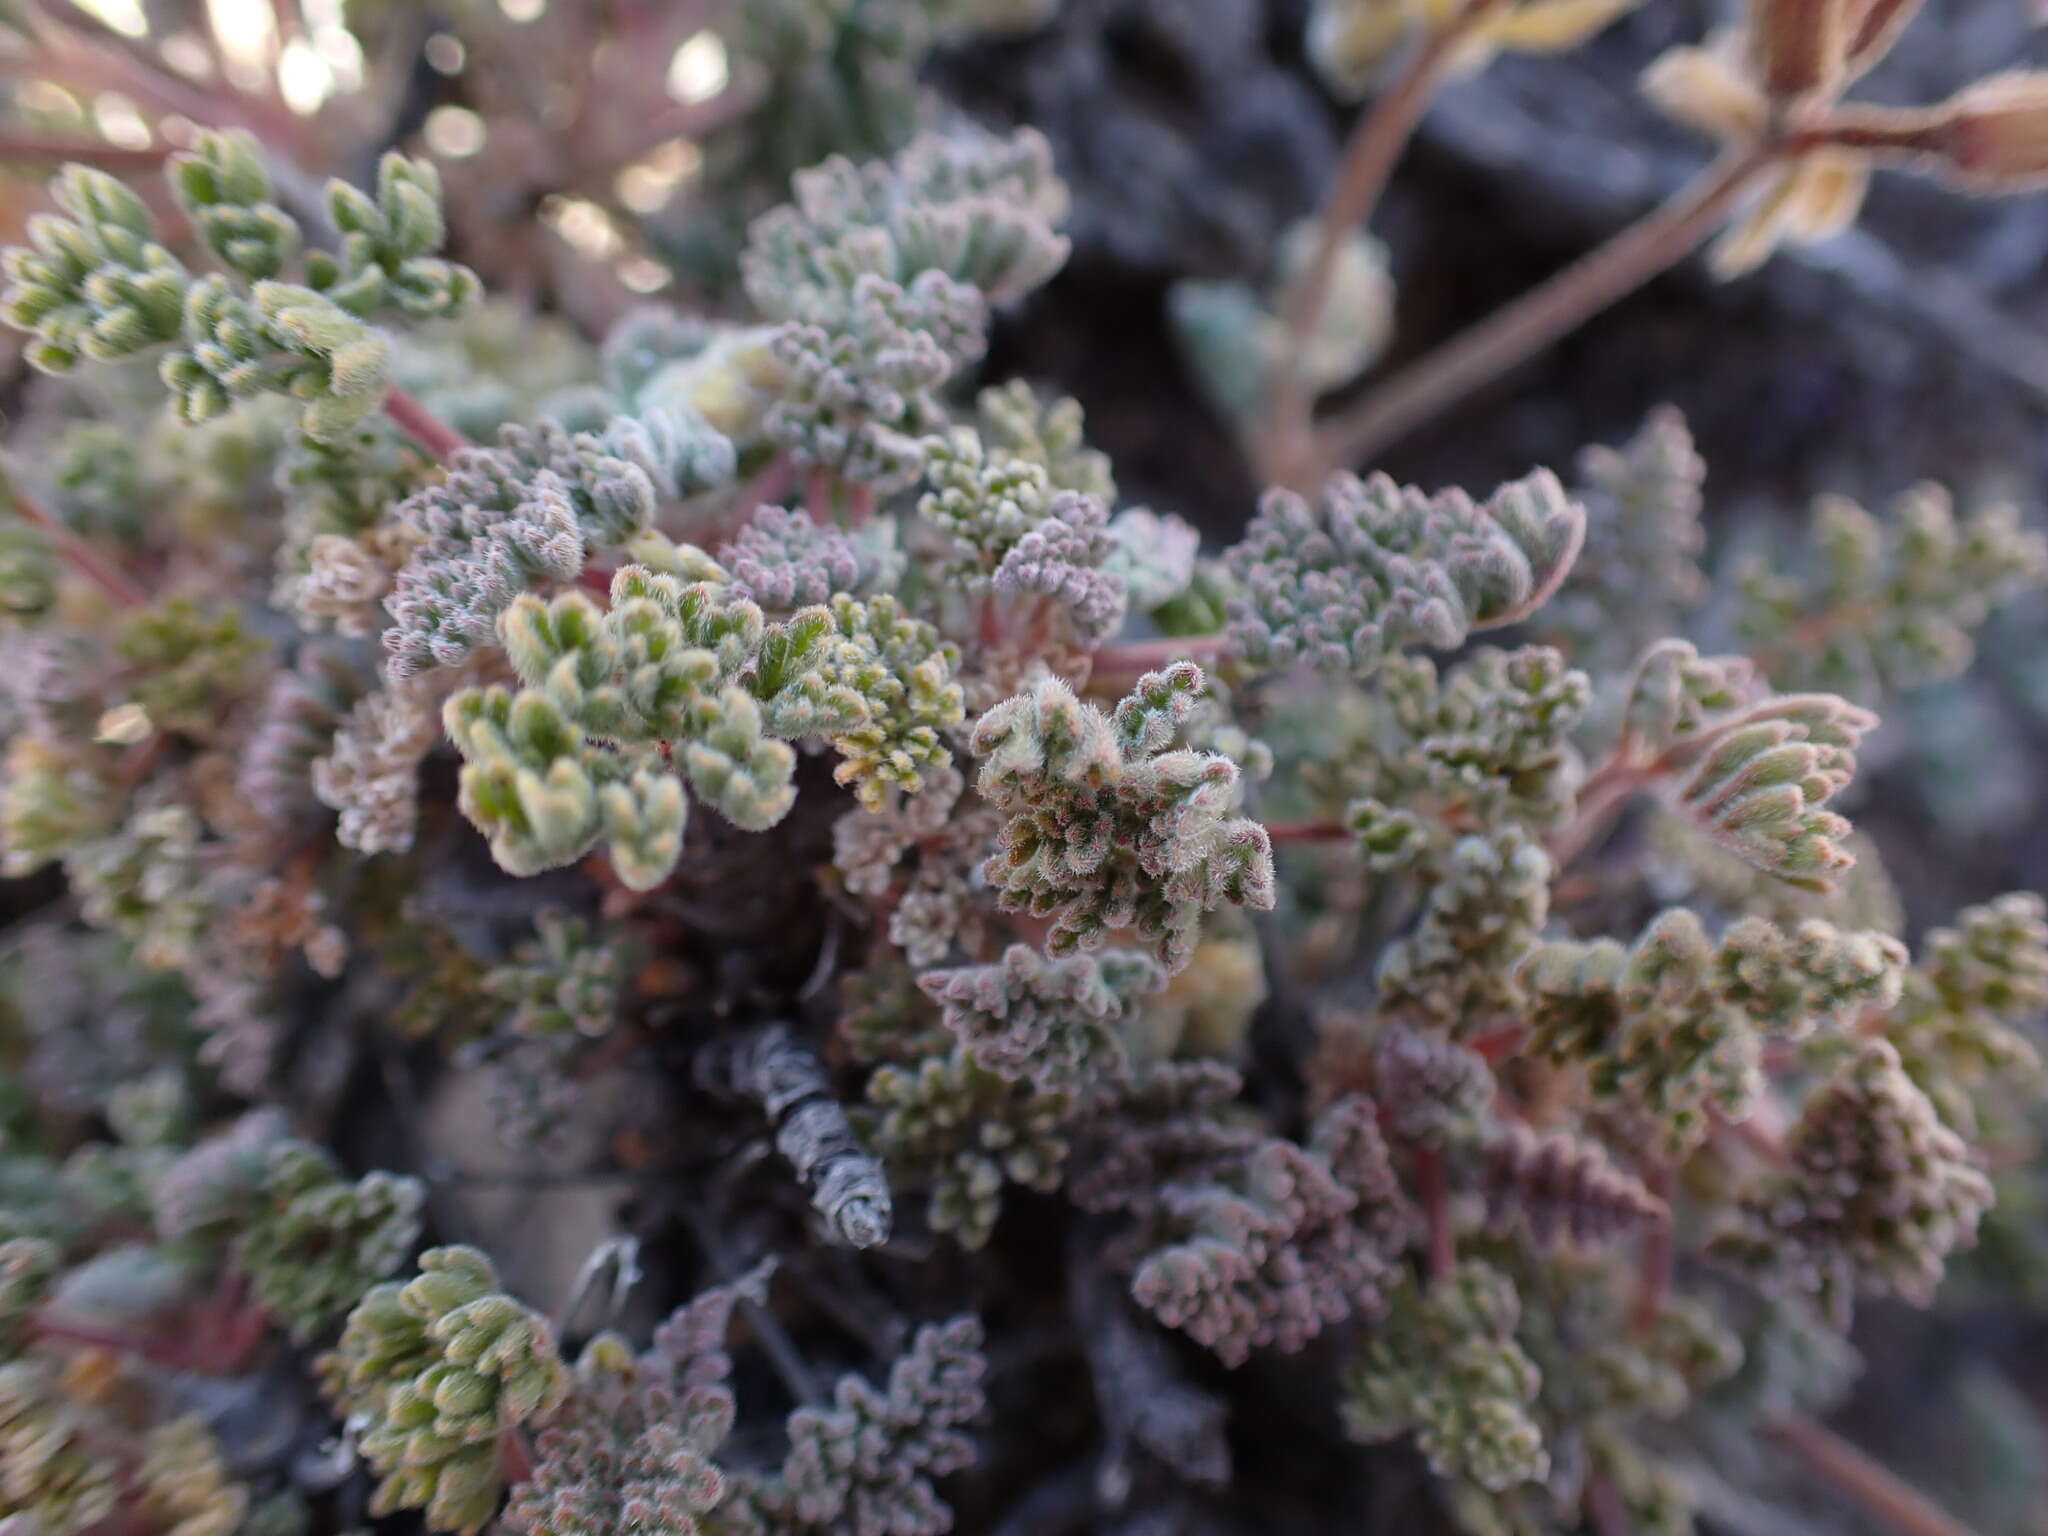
left=1550, top=872, right=1601, bottom=907
left=8, top=489, right=148, bottom=607
left=114, top=732, right=169, bottom=794
left=1263, top=819, right=1350, bottom=846
left=500, top=1427, right=537, bottom=1486
left=1631, top=1163, right=1673, bottom=1336
left=381, top=385, right=471, bottom=462
left=1586, top=1471, right=1634, bottom=1536
left=804, top=467, right=833, bottom=521
left=1551, top=693, right=1801, bottom=871
left=1545, top=754, right=1647, bottom=869
left=601, top=80, right=763, bottom=171
left=30, top=1313, right=194, bottom=1368
left=1255, top=0, right=1509, bottom=484
left=975, top=590, right=1004, bottom=649
left=1746, top=597, right=1882, bottom=685
left=1770, top=1418, right=1987, bottom=1536
left=195, top=1265, right=271, bottom=1371
left=1005, top=911, right=1059, bottom=953
left=1466, top=1022, right=1527, bottom=1065
left=1305, top=145, right=1776, bottom=475
left=1412, top=1145, right=1454, bottom=1281
left=1091, top=632, right=1228, bottom=674
left=0, top=131, right=170, bottom=169
left=742, top=454, right=795, bottom=513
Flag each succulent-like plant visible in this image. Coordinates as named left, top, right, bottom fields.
left=970, top=663, right=1276, bottom=971
left=0, top=7, right=2042, bottom=1536
left=319, top=1246, right=570, bottom=1533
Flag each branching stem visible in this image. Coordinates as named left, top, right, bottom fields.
left=1257, top=0, right=1509, bottom=485
left=1546, top=755, right=1649, bottom=868
left=1306, top=144, right=1779, bottom=475
left=0, top=131, right=170, bottom=169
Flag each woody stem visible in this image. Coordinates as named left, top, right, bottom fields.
left=381, top=385, right=471, bottom=461
left=1091, top=632, right=1230, bottom=673
left=1630, top=1163, right=1673, bottom=1335
left=7, top=488, right=148, bottom=607
left=1305, top=143, right=1779, bottom=476
left=1263, top=819, right=1352, bottom=846
left=1255, top=0, right=1509, bottom=486
left=1413, top=1145, right=1455, bottom=1281
left=1770, top=1418, right=1988, bottom=1536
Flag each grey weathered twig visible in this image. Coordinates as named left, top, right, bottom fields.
left=1068, top=1232, right=1231, bottom=1499
left=695, top=1022, right=893, bottom=1249
left=555, top=1236, right=643, bottom=1335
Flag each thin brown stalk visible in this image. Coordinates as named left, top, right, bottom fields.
left=1413, top=1145, right=1455, bottom=1280
left=1467, top=1021, right=1527, bottom=1064
left=0, top=131, right=170, bottom=170
left=1770, top=1418, right=1987, bottom=1536
left=1630, top=1162, right=1673, bottom=1335
left=381, top=385, right=471, bottom=462
left=8, top=488, right=148, bottom=607
left=1545, top=756, right=1647, bottom=869
left=1090, top=632, right=1229, bottom=674
left=677, top=1198, right=823, bottom=1405
left=1257, top=0, right=1508, bottom=485
left=1263, top=819, right=1351, bottom=846
left=602, top=80, right=763, bottom=174
left=1550, top=871, right=1601, bottom=907
left=1306, top=144, right=1779, bottom=476
left=499, top=1427, right=537, bottom=1486
left=31, top=1313, right=193, bottom=1368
